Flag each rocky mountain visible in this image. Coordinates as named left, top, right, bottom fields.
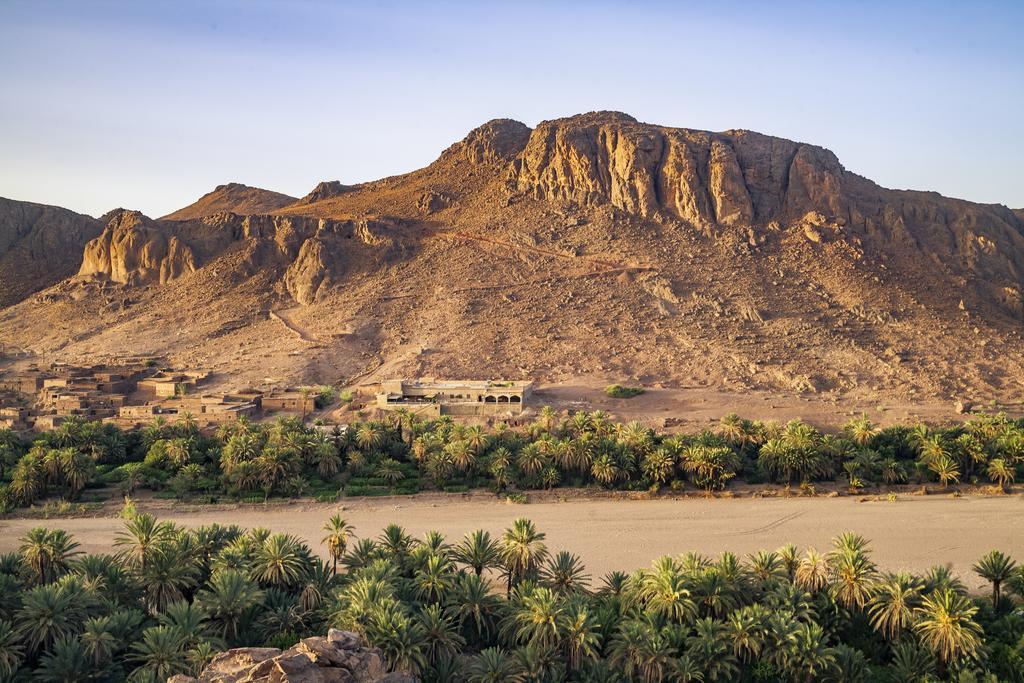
left=0, top=198, right=102, bottom=308
left=2, top=112, right=1023, bottom=406
left=161, top=183, right=297, bottom=221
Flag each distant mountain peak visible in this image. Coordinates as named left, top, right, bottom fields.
left=161, top=183, right=296, bottom=220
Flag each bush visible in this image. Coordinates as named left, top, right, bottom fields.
left=605, top=384, right=645, bottom=399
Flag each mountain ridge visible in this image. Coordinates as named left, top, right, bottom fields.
left=1, top=112, right=1022, bottom=407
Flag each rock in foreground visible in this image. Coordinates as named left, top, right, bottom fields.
left=169, top=630, right=417, bottom=683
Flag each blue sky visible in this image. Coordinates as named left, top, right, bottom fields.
left=1, top=0, right=1022, bottom=217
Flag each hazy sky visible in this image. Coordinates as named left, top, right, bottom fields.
left=1, top=0, right=1022, bottom=218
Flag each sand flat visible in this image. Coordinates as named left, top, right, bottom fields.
left=1, top=494, right=1020, bottom=591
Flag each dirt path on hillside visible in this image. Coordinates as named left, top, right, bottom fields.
left=269, top=308, right=318, bottom=343
left=3, top=494, right=1019, bottom=592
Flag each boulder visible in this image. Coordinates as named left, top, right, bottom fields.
left=194, top=632, right=414, bottom=683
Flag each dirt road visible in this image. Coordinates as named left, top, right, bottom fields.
left=2, top=494, right=1019, bottom=591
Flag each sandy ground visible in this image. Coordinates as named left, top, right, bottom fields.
left=2, top=494, right=1020, bottom=592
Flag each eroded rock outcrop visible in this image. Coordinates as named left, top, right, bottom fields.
left=78, top=210, right=197, bottom=285
left=301, top=180, right=357, bottom=204
left=443, top=118, right=532, bottom=165
left=170, top=630, right=416, bottom=683
left=508, top=111, right=843, bottom=229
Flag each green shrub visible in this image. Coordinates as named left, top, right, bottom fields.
left=604, top=384, right=645, bottom=398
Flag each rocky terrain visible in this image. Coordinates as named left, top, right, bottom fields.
left=169, top=629, right=416, bottom=682
left=1, top=111, right=1023, bottom=412
left=0, top=198, right=101, bottom=308
left=161, top=182, right=297, bottom=221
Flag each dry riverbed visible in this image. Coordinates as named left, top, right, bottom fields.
left=1, top=493, right=1020, bottom=592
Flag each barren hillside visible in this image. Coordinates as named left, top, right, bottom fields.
left=2, top=112, right=1022, bottom=411
left=161, top=182, right=297, bottom=221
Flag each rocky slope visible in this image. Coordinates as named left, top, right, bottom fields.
left=2, top=112, right=1023, bottom=406
left=162, top=182, right=297, bottom=221
left=0, top=198, right=102, bottom=308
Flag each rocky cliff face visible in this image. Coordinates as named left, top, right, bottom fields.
left=77, top=209, right=398, bottom=304
left=507, top=112, right=1024, bottom=316
left=508, top=111, right=846, bottom=228
left=78, top=210, right=198, bottom=285
left=0, top=198, right=103, bottom=307
left=169, top=629, right=416, bottom=683
left=162, top=183, right=297, bottom=221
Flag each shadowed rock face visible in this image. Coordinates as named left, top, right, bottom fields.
left=0, top=198, right=102, bottom=307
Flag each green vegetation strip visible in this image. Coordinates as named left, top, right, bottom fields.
left=0, top=512, right=1020, bottom=680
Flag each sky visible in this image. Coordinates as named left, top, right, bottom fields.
left=1, top=0, right=1022, bottom=218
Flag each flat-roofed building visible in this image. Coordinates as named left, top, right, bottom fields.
left=376, top=378, right=533, bottom=417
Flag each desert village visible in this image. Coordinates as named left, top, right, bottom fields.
left=0, top=358, right=533, bottom=432
left=0, top=361, right=321, bottom=432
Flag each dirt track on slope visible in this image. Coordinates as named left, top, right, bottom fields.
left=2, top=494, right=1020, bottom=592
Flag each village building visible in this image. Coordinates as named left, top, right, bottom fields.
left=261, top=390, right=317, bottom=415
left=137, top=370, right=208, bottom=398
left=375, top=378, right=533, bottom=417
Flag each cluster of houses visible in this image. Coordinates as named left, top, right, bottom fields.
left=0, top=362, right=317, bottom=432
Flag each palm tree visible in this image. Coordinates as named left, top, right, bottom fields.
left=0, top=620, right=23, bottom=678
left=417, top=603, right=465, bottom=666
left=828, top=547, right=877, bottom=610
left=376, top=458, right=406, bottom=486
left=80, top=616, right=117, bottom=667
left=34, top=635, right=90, bottom=682
left=641, top=449, right=675, bottom=487
left=929, top=454, right=960, bottom=489
left=687, top=617, right=740, bottom=681
left=19, top=527, right=81, bottom=584
left=608, top=617, right=673, bottom=683
left=501, top=518, right=549, bottom=594
left=779, top=622, right=837, bottom=683
left=467, top=647, right=524, bottom=683
left=986, top=458, right=1015, bottom=492
left=795, top=548, right=829, bottom=594
left=355, top=423, right=384, bottom=452
left=560, top=597, right=601, bottom=671
left=16, top=583, right=86, bottom=654
left=59, top=449, right=94, bottom=499
left=540, top=551, right=591, bottom=595
left=867, top=573, right=922, bottom=640
left=253, top=534, right=308, bottom=588
left=196, top=569, right=265, bottom=643
left=113, top=513, right=175, bottom=570
left=453, top=530, right=501, bottom=577
left=972, top=550, right=1016, bottom=610
left=508, top=586, right=565, bottom=650
left=451, top=572, right=502, bottom=642
left=913, top=588, right=983, bottom=675
left=366, top=601, right=427, bottom=675
left=141, top=544, right=199, bottom=614
left=321, top=515, right=356, bottom=575
left=844, top=414, right=880, bottom=447
left=414, top=554, right=455, bottom=604
left=636, top=557, right=697, bottom=624
left=129, top=625, right=188, bottom=681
